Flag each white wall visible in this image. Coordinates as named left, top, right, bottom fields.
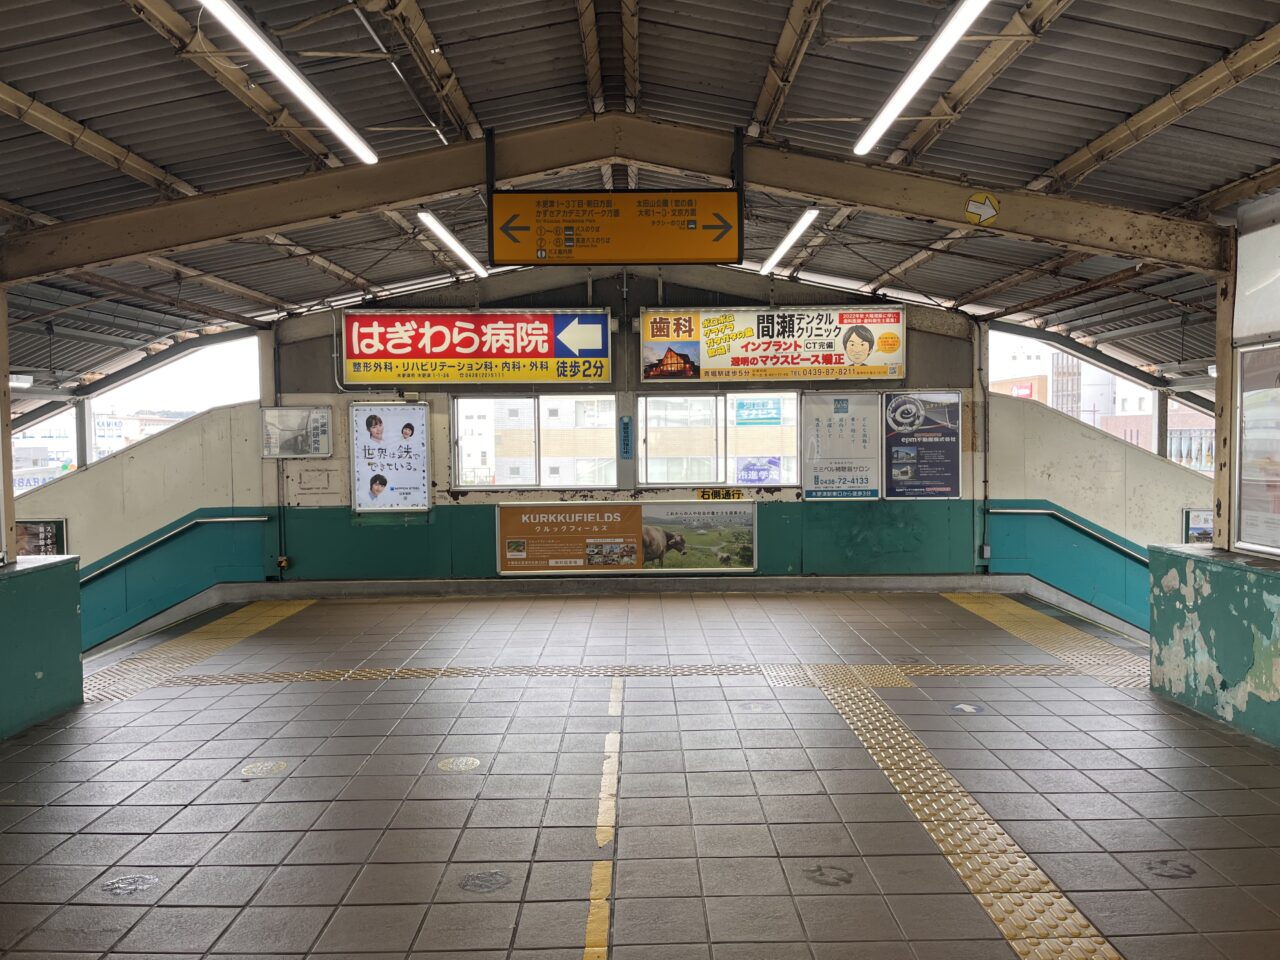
left=15, top=402, right=264, bottom=565
left=989, top=393, right=1212, bottom=546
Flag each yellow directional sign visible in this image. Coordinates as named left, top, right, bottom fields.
left=490, top=190, right=742, bottom=266
left=965, top=191, right=1000, bottom=226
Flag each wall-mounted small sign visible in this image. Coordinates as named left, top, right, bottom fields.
left=696, top=488, right=745, bottom=501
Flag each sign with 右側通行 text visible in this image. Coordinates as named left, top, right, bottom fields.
left=497, top=501, right=756, bottom=575
left=802, top=394, right=881, bottom=500
left=350, top=403, right=430, bottom=513
left=490, top=191, right=741, bottom=266
left=341, top=309, right=611, bottom=385
left=641, top=306, right=905, bottom=382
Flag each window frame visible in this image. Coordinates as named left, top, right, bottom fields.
left=637, top=390, right=801, bottom=488
left=451, top=394, right=619, bottom=492
left=1234, top=342, right=1280, bottom=557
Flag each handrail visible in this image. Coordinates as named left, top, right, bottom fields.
left=986, top=508, right=1148, bottom=566
left=80, top=516, right=271, bottom=585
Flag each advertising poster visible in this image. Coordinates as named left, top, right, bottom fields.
left=641, top=305, right=905, bottom=382
left=350, top=403, right=430, bottom=513
left=802, top=394, right=881, bottom=500
left=1238, top=344, right=1280, bottom=552
left=262, top=406, right=331, bottom=458
left=497, top=501, right=756, bottom=575
left=15, top=519, right=68, bottom=556
left=883, top=392, right=962, bottom=500
left=342, top=309, right=610, bottom=385
left=1183, top=508, right=1214, bottom=545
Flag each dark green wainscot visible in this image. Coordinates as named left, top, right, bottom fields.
left=0, top=555, right=84, bottom=739
left=1149, top=544, right=1280, bottom=747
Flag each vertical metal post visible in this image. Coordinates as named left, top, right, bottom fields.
left=74, top=399, right=89, bottom=468
left=0, top=291, right=15, bottom=564
left=1155, top=390, right=1169, bottom=459
left=1213, top=239, right=1238, bottom=550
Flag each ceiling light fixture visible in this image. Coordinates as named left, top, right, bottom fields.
left=854, top=0, right=993, bottom=157
left=196, top=0, right=379, bottom=165
left=418, top=211, right=489, bottom=278
left=758, top=208, right=821, bottom=275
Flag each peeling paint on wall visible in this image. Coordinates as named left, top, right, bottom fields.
left=1150, top=546, right=1280, bottom=745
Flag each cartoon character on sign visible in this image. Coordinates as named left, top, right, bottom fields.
left=842, top=325, right=876, bottom=366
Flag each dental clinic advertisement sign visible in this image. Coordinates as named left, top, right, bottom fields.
left=802, top=393, right=881, bottom=499
left=883, top=392, right=962, bottom=500
left=350, top=403, right=430, bottom=513
left=641, top=305, right=905, bottom=382
left=342, top=309, right=611, bottom=384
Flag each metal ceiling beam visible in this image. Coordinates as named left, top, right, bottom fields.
left=1151, top=358, right=1213, bottom=374
left=993, top=264, right=1148, bottom=321
left=868, top=228, right=967, bottom=291
left=123, top=0, right=398, bottom=287
left=0, top=114, right=1229, bottom=284
left=11, top=322, right=149, bottom=350
left=64, top=271, right=270, bottom=329
left=955, top=251, right=1092, bottom=308
left=786, top=206, right=857, bottom=274
left=1028, top=22, right=1280, bottom=192
left=1171, top=159, right=1280, bottom=218
left=751, top=0, right=828, bottom=136
left=359, top=0, right=483, bottom=140
left=9, top=285, right=204, bottom=333
left=621, top=0, right=640, bottom=112
left=1, top=196, right=291, bottom=311
left=1088, top=314, right=1210, bottom=345
left=1039, top=275, right=1215, bottom=330
left=1167, top=375, right=1216, bottom=392
left=888, top=0, right=1077, bottom=165
left=575, top=0, right=606, bottom=114
left=985, top=318, right=1212, bottom=413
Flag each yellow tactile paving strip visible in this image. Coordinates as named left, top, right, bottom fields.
left=82, top=601, right=314, bottom=702
left=820, top=675, right=1124, bottom=960
left=943, top=593, right=1149, bottom=684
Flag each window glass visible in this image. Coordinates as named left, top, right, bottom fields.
left=1237, top=344, right=1280, bottom=552
left=539, top=395, right=617, bottom=487
left=455, top=397, right=535, bottom=487
left=453, top=395, right=616, bottom=489
left=639, top=392, right=799, bottom=486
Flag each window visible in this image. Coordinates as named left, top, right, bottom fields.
left=453, top=396, right=617, bottom=489
left=1237, top=344, right=1280, bottom=553
left=638, top=392, right=799, bottom=486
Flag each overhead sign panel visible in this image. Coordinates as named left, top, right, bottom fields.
left=641, top=305, right=906, bottom=382
left=342, top=309, right=611, bottom=384
left=490, top=191, right=742, bottom=266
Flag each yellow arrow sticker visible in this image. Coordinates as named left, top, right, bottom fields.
left=965, top=192, right=1000, bottom=226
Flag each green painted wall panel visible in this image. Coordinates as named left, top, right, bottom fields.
left=0, top=559, right=83, bottom=738
left=800, top=501, right=977, bottom=575
left=1150, top=546, right=1280, bottom=747
left=757, top=502, right=804, bottom=576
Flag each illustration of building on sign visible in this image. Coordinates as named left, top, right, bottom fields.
left=644, top=347, right=700, bottom=379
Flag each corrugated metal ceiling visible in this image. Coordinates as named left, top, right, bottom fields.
left=5, top=0, right=1279, bottom=413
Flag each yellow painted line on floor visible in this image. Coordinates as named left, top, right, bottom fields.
left=820, top=674, right=1123, bottom=959
left=83, top=600, right=314, bottom=702
left=943, top=593, right=1148, bottom=685
left=582, top=859, right=613, bottom=960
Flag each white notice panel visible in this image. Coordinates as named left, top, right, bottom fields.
left=802, top=393, right=881, bottom=499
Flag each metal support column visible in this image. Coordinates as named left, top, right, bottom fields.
left=74, top=399, right=89, bottom=467
left=0, top=291, right=16, bottom=563
left=1155, top=391, right=1169, bottom=459
left=1213, top=245, right=1238, bottom=550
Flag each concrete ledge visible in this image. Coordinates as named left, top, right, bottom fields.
left=88, top=573, right=1148, bottom=660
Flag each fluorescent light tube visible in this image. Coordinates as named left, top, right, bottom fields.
left=196, top=0, right=378, bottom=165
left=854, top=0, right=993, bottom=156
left=418, top=211, right=489, bottom=278
left=758, top=208, right=820, bottom=275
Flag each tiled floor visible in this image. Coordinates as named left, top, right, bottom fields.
left=2, top=591, right=1279, bottom=959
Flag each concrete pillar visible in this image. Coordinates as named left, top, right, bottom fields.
left=0, top=291, right=15, bottom=563
left=1213, top=246, right=1238, bottom=550
left=1155, top=391, right=1169, bottom=459
left=74, top=399, right=89, bottom=468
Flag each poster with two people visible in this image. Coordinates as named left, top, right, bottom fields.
left=350, top=402, right=431, bottom=512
